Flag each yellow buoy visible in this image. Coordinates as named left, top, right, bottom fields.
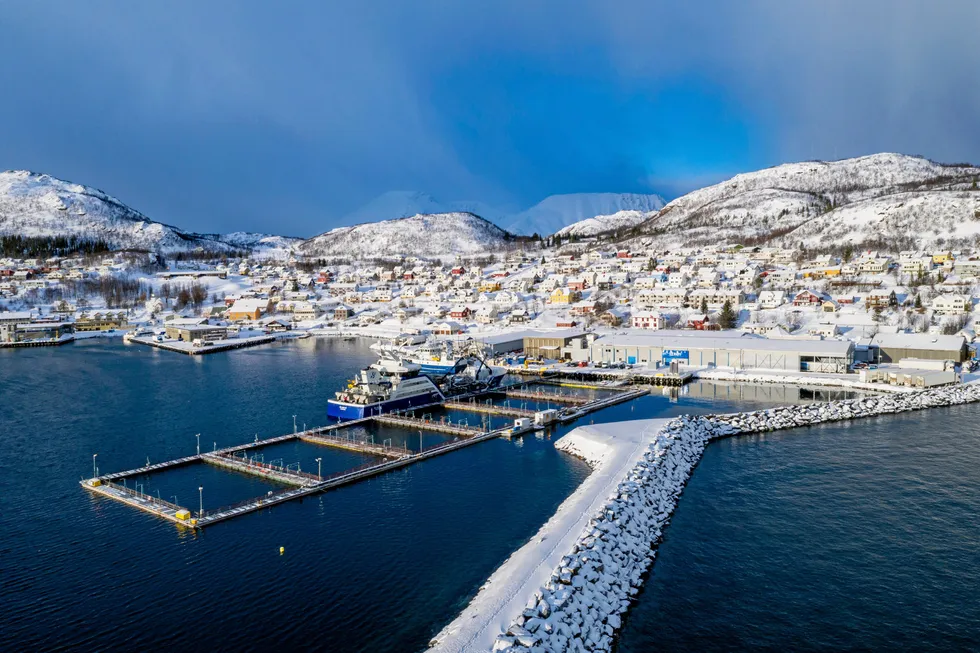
left=280, top=546, right=285, bottom=555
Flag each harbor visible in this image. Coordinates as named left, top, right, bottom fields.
left=81, top=381, right=650, bottom=529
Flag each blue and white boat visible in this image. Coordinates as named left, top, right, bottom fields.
left=372, top=338, right=459, bottom=376
left=327, top=359, right=445, bottom=421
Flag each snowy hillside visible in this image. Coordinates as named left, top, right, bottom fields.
left=553, top=210, right=656, bottom=239
left=299, top=212, right=513, bottom=258
left=630, top=154, right=980, bottom=251
left=0, top=170, right=232, bottom=252
left=503, top=193, right=665, bottom=236
left=218, top=232, right=302, bottom=251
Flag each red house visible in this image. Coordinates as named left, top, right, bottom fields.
left=793, top=290, right=824, bottom=306
left=451, top=266, right=466, bottom=276
left=686, top=313, right=709, bottom=330
left=449, top=306, right=472, bottom=319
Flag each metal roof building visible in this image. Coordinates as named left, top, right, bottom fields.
left=588, top=332, right=854, bottom=373
left=863, top=333, right=968, bottom=363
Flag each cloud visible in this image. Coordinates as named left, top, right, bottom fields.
left=0, top=1, right=977, bottom=234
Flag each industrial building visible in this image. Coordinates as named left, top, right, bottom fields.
left=584, top=332, right=854, bottom=374
left=522, top=329, right=589, bottom=359
left=164, top=324, right=229, bottom=343
left=861, top=333, right=968, bottom=364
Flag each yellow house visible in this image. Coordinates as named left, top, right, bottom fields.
left=479, top=280, right=502, bottom=292
left=932, top=251, right=954, bottom=264
left=550, top=287, right=581, bottom=305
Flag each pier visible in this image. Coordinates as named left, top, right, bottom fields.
left=129, top=334, right=275, bottom=356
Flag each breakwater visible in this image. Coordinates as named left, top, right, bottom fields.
left=485, top=382, right=980, bottom=652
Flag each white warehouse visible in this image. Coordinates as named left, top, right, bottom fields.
left=586, top=332, right=854, bottom=374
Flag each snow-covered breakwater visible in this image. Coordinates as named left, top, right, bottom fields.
left=485, top=382, right=980, bottom=652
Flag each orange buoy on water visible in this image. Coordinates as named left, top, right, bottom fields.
left=280, top=546, right=285, bottom=555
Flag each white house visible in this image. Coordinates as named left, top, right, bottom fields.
left=630, top=311, right=667, bottom=330
left=932, top=294, right=970, bottom=316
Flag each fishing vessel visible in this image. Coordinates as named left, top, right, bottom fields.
left=327, top=358, right=445, bottom=420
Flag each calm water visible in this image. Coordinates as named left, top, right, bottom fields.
left=3, top=337, right=944, bottom=651
left=0, top=338, right=808, bottom=652
left=617, top=405, right=980, bottom=652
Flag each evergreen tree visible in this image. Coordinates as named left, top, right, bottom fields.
left=914, top=294, right=923, bottom=310
left=700, top=298, right=708, bottom=314
left=719, top=299, right=738, bottom=329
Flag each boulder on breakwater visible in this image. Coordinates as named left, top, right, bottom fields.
left=492, top=383, right=980, bottom=652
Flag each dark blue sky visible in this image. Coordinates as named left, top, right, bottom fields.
left=2, top=1, right=978, bottom=236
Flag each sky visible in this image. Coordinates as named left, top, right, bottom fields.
left=1, top=1, right=978, bottom=236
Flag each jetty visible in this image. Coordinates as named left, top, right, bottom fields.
left=129, top=334, right=275, bottom=356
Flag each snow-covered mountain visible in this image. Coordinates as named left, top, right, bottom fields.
left=341, top=190, right=666, bottom=237
left=218, top=232, right=303, bottom=251
left=299, top=212, right=512, bottom=259
left=503, top=193, right=666, bottom=236
left=553, top=210, right=656, bottom=239
left=630, top=154, right=980, bottom=252
left=0, top=170, right=233, bottom=252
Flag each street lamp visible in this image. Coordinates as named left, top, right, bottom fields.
left=293, top=415, right=297, bottom=433
left=92, top=453, right=98, bottom=478
left=316, top=457, right=322, bottom=481
left=198, top=486, right=203, bottom=518
left=195, top=433, right=201, bottom=456
left=419, top=430, right=423, bottom=454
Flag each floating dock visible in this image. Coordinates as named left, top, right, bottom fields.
left=500, top=389, right=591, bottom=405
left=81, top=384, right=651, bottom=529
left=374, top=413, right=484, bottom=438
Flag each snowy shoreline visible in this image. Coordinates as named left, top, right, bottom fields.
left=433, top=382, right=980, bottom=652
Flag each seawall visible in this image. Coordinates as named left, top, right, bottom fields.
left=460, top=382, right=980, bottom=652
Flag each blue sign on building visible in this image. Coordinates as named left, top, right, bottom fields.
left=662, top=348, right=689, bottom=362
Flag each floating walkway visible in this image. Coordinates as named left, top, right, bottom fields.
left=299, top=430, right=411, bottom=459
left=81, top=383, right=654, bottom=529
left=374, top=413, right=485, bottom=438
left=203, top=452, right=320, bottom=486
left=500, top=389, right=591, bottom=405
left=443, top=400, right=536, bottom=419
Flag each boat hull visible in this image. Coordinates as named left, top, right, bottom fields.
left=327, top=390, right=445, bottom=421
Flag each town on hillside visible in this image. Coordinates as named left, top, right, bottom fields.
left=0, top=244, right=976, bottom=386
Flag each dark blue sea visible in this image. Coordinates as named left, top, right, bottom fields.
left=2, top=338, right=975, bottom=651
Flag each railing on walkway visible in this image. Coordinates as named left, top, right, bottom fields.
left=102, top=479, right=186, bottom=512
